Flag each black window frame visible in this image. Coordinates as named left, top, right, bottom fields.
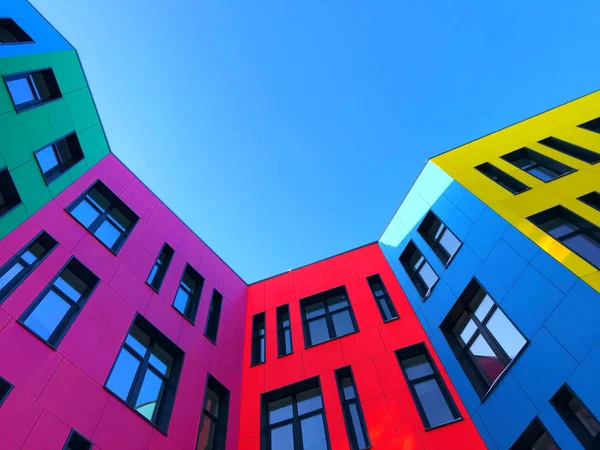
left=501, top=147, right=575, bottom=182
left=66, top=180, right=139, bottom=254
left=196, top=374, right=230, bottom=450
left=104, top=314, right=183, bottom=434
left=399, top=241, right=439, bottom=299
left=146, top=243, right=174, bottom=292
left=539, top=136, right=600, bottom=164
left=578, top=191, right=600, bottom=213
left=579, top=117, right=600, bottom=134
left=0, top=18, right=34, bottom=44
left=251, top=312, right=266, bottom=366
left=172, top=263, right=204, bottom=324
left=3, top=68, right=62, bottom=113
left=417, top=210, right=462, bottom=266
left=475, top=162, right=530, bottom=194
left=551, top=384, right=600, bottom=449
left=34, top=132, right=84, bottom=185
left=204, top=289, right=223, bottom=344
left=0, top=167, right=22, bottom=218
left=366, top=274, right=398, bottom=322
left=299, top=286, right=359, bottom=348
left=0, top=375, right=13, bottom=407
left=62, top=429, right=92, bottom=450
left=510, top=418, right=560, bottom=450
left=335, top=366, right=370, bottom=450
left=18, top=257, right=99, bottom=349
left=276, top=304, right=293, bottom=357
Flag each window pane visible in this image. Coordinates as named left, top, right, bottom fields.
left=268, top=396, right=293, bottom=424
left=472, top=293, right=494, bottom=321
left=328, top=295, right=348, bottom=311
left=109, top=209, right=131, bottom=231
left=7, top=77, right=35, bottom=105
left=305, top=301, right=325, bottom=319
left=300, top=414, right=327, bottom=450
left=297, top=387, right=323, bottom=415
left=135, top=369, right=163, bottom=420
left=95, top=220, right=121, bottom=249
left=55, top=139, right=73, bottom=164
left=401, top=354, right=433, bottom=380
left=147, top=265, right=159, bottom=285
left=542, top=217, right=577, bottom=239
left=149, top=344, right=172, bottom=376
left=0, top=262, right=24, bottom=291
left=53, top=268, right=87, bottom=302
left=563, top=233, right=600, bottom=268
left=468, top=334, right=506, bottom=383
left=271, top=423, right=294, bottom=450
left=379, top=297, right=395, bottom=321
left=418, top=262, right=438, bottom=289
left=308, top=318, right=330, bottom=345
left=283, top=329, right=292, bottom=354
left=126, top=325, right=150, bottom=356
left=413, top=378, right=455, bottom=427
left=88, top=189, right=110, bottom=212
left=36, top=146, right=59, bottom=174
left=106, top=349, right=140, bottom=400
left=486, top=308, right=526, bottom=359
left=440, top=228, right=461, bottom=258
left=71, top=200, right=100, bottom=228
left=332, top=310, right=355, bottom=337
left=22, top=242, right=46, bottom=264
left=453, top=313, right=477, bottom=345
left=341, top=377, right=355, bottom=400
left=568, top=395, right=600, bottom=437
left=173, top=287, right=190, bottom=315
left=205, top=388, right=220, bottom=416
left=24, top=290, right=70, bottom=340
left=196, top=413, right=216, bottom=450
left=409, top=251, right=424, bottom=270
left=181, top=273, right=196, bottom=293
left=528, top=166, right=558, bottom=182
left=533, top=431, right=560, bottom=450
left=371, top=283, right=384, bottom=297
left=349, top=403, right=367, bottom=449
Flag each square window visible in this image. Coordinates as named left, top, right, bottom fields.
left=35, top=133, right=84, bottom=184
left=0, top=376, right=12, bottom=406
left=0, top=168, right=21, bottom=217
left=0, top=19, right=33, bottom=44
left=502, top=148, right=574, bottom=182
left=64, top=430, right=92, bottom=450
left=4, top=68, right=61, bottom=112
left=551, top=384, right=600, bottom=448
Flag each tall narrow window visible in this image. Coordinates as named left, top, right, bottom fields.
left=0, top=376, right=13, bottom=407
left=441, top=279, right=527, bottom=398
left=578, top=191, right=600, bottom=213
left=35, top=133, right=84, bottom=184
left=276, top=304, right=292, bottom=357
left=67, top=181, right=138, bottom=253
left=510, top=419, right=560, bottom=450
left=0, top=231, right=56, bottom=304
left=475, top=162, right=530, bottom=194
left=335, top=367, right=370, bottom=450
left=399, top=241, right=439, bottom=299
left=539, top=137, right=600, bottom=164
left=418, top=211, right=462, bottom=265
left=173, top=264, right=204, bottom=323
left=146, top=243, right=173, bottom=291
left=197, top=375, right=230, bottom=450
left=529, top=205, right=600, bottom=269
left=551, top=384, right=600, bottom=448
left=4, top=68, right=61, bottom=112
left=262, top=377, right=329, bottom=450
left=396, top=344, right=461, bottom=429
left=0, top=168, right=22, bottom=217
left=579, top=117, right=600, bottom=134
left=502, top=148, right=574, bottom=182
left=0, top=19, right=33, bottom=44
left=300, top=286, right=358, bottom=347
left=251, top=312, right=266, bottom=366
left=105, top=315, right=183, bottom=433
left=367, top=274, right=398, bottom=321
left=20, top=258, right=99, bottom=347
left=63, top=430, right=92, bottom=450
left=204, top=290, right=223, bottom=344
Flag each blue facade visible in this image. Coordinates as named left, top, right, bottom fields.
left=379, top=162, right=600, bottom=449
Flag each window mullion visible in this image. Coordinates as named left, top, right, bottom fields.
left=88, top=208, right=110, bottom=235
left=292, top=395, right=301, bottom=450
left=128, top=344, right=153, bottom=406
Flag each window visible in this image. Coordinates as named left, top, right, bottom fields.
left=262, top=377, right=329, bottom=450
left=579, top=117, right=600, bottom=134
left=399, top=241, right=439, bottom=299
left=63, top=430, right=92, bottom=450
left=441, top=279, right=527, bottom=399
left=539, top=137, right=600, bottom=164
left=396, top=343, right=461, bottom=429
left=510, top=419, right=559, bottom=450
left=475, top=162, right=530, bottom=194
left=19, top=258, right=98, bottom=347
left=67, top=181, right=138, bottom=253
left=551, top=384, right=600, bottom=448
left=146, top=243, right=173, bottom=291
left=0, top=376, right=13, bottom=406
left=529, top=205, right=600, bottom=269
left=0, top=168, right=22, bottom=217
left=4, top=68, right=61, bottom=112
left=335, top=367, right=369, bottom=450
left=105, top=314, right=183, bottom=432
left=0, top=19, right=33, bottom=44
left=173, top=264, right=204, bottom=323
left=277, top=304, right=292, bottom=357
left=34, top=133, right=84, bottom=184
left=579, top=191, right=600, bottom=213
left=0, top=231, right=56, bottom=304
left=418, top=211, right=461, bottom=266
left=367, top=274, right=398, bottom=321
left=300, top=286, right=358, bottom=347
left=501, top=148, right=574, bottom=182
left=197, top=375, right=230, bottom=450
left=251, top=312, right=266, bottom=366
left=204, top=290, right=223, bottom=344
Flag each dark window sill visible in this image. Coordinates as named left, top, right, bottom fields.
left=17, top=319, right=60, bottom=351
left=103, top=386, right=168, bottom=436
left=145, top=281, right=161, bottom=294
left=171, top=304, right=196, bottom=326
left=382, top=316, right=400, bottom=324
left=304, top=329, right=360, bottom=350
left=204, top=333, right=217, bottom=346
left=424, top=417, right=463, bottom=432
left=250, top=361, right=265, bottom=368
left=277, top=351, right=294, bottom=359
left=0, top=201, right=23, bottom=220
left=14, top=96, right=62, bottom=114
left=480, top=342, right=529, bottom=402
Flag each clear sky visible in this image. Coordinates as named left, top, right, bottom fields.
left=30, top=0, right=600, bottom=283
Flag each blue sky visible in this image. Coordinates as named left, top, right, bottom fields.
left=31, top=0, right=600, bottom=283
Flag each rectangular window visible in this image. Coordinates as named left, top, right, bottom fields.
left=276, top=304, right=293, bottom=357
left=63, top=430, right=92, bottom=450
left=251, top=312, right=266, bottom=366
left=0, top=231, right=56, bottom=304
left=396, top=343, right=461, bottom=429
left=262, top=377, right=329, bottom=450
left=4, top=68, right=61, bottom=112
left=34, top=133, right=84, bottom=184
left=172, top=264, right=204, bottom=323
left=366, top=274, right=398, bottom=322
left=146, top=243, right=173, bottom=291
left=196, top=375, right=230, bottom=450
left=204, top=290, right=223, bottom=344
left=0, top=376, right=13, bottom=407
left=510, top=419, right=560, bottom=450
left=0, top=19, right=33, bottom=44
left=579, top=117, right=600, bottom=134
left=0, top=167, right=22, bottom=217
left=20, top=258, right=99, bottom=347
left=300, top=286, right=358, bottom=348
left=105, top=314, right=183, bottom=433
left=335, top=367, right=369, bottom=450
left=529, top=205, right=600, bottom=269
left=539, top=136, right=600, bottom=164
left=501, top=148, right=574, bottom=182
left=67, top=180, right=139, bottom=253
left=418, top=211, right=462, bottom=266
left=578, top=191, right=600, bottom=213
left=551, top=384, right=600, bottom=448
left=441, top=279, right=527, bottom=399
left=475, top=162, right=530, bottom=194
left=399, top=241, right=439, bottom=299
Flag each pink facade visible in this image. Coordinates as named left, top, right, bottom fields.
left=0, top=154, right=247, bottom=450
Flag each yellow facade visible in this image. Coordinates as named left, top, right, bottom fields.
left=431, top=90, right=600, bottom=292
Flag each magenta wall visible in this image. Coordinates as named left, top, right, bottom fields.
left=0, top=154, right=247, bottom=450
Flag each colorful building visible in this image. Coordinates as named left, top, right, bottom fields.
left=0, top=1, right=599, bottom=449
